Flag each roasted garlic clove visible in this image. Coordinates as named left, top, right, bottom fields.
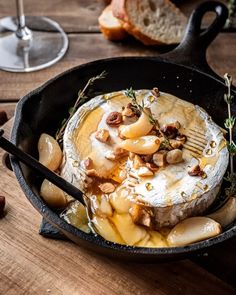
left=38, top=133, right=62, bottom=171
left=40, top=179, right=67, bottom=209
left=167, top=217, right=221, bottom=247
left=119, top=108, right=153, bottom=138
left=207, top=197, right=236, bottom=227
left=120, top=136, right=160, bottom=155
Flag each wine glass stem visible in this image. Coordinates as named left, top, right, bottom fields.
left=15, top=0, right=32, bottom=40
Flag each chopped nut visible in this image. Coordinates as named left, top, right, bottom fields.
left=122, top=104, right=135, bottom=117
left=153, top=151, right=167, bottom=167
left=130, top=203, right=153, bottom=228
left=176, top=133, right=187, bottom=144
left=0, top=196, right=6, bottom=217
left=106, top=112, right=123, bottom=127
left=95, top=129, right=110, bottom=143
left=99, top=182, right=116, bottom=194
left=170, top=139, right=183, bottom=149
left=151, top=87, right=160, bottom=98
left=137, top=167, right=154, bottom=177
left=133, top=155, right=145, bottom=169
left=166, top=149, right=183, bottom=164
left=141, top=154, right=153, bottom=163
left=129, top=152, right=136, bottom=160
left=146, top=163, right=158, bottom=172
left=83, top=157, right=93, bottom=170
left=188, top=165, right=205, bottom=177
left=160, top=124, right=178, bottom=138
left=86, top=169, right=100, bottom=178
left=105, top=147, right=128, bottom=161
left=173, top=121, right=181, bottom=129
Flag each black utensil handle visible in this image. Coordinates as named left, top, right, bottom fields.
left=163, top=1, right=228, bottom=76
left=0, top=129, right=85, bottom=205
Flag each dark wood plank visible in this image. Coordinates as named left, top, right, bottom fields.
left=0, top=32, right=235, bottom=102
left=0, top=103, right=16, bottom=123
left=0, top=119, right=235, bottom=295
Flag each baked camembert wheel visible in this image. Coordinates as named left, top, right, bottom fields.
left=60, top=89, right=229, bottom=247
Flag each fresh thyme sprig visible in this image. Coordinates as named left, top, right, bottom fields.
left=223, top=73, right=236, bottom=197
left=225, top=0, right=236, bottom=29
left=124, top=87, right=157, bottom=125
left=124, top=87, right=172, bottom=149
left=224, top=73, right=235, bottom=174
left=55, top=71, right=107, bottom=144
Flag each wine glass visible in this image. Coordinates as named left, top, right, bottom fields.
left=0, top=0, right=68, bottom=72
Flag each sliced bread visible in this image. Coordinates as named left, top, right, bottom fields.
left=98, top=5, right=127, bottom=41
left=112, top=0, right=187, bottom=45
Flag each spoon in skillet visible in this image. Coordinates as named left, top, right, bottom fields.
left=0, top=129, right=97, bottom=233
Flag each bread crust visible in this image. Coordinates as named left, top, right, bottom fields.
left=98, top=4, right=128, bottom=41
left=112, top=0, right=186, bottom=45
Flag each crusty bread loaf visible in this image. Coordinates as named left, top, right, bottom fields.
left=112, top=0, right=187, bottom=45
left=98, top=5, right=128, bottom=41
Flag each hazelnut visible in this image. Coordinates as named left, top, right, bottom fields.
left=95, top=129, right=110, bottom=143
left=170, top=139, right=183, bottom=150
left=160, top=124, right=178, bottom=138
left=151, top=87, right=160, bottom=98
left=137, top=167, right=154, bottom=177
left=166, top=149, right=183, bottom=164
left=0, top=196, right=6, bottom=217
left=86, top=169, right=100, bottom=178
left=106, top=112, right=123, bottom=127
left=146, top=163, right=158, bottom=172
left=153, top=151, right=167, bottom=167
left=133, top=155, right=145, bottom=169
left=99, top=182, right=116, bottom=194
left=83, top=157, right=93, bottom=170
left=188, top=165, right=205, bottom=177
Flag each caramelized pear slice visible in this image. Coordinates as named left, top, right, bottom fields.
left=167, top=217, right=221, bottom=247
left=207, top=197, right=236, bottom=227
left=119, top=108, right=153, bottom=138
left=112, top=213, right=147, bottom=245
left=93, top=216, right=125, bottom=244
left=38, top=133, right=62, bottom=171
left=120, top=136, right=160, bottom=155
left=40, top=179, right=67, bottom=209
left=61, top=201, right=90, bottom=233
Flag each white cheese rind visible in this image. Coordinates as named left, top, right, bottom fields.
left=61, top=90, right=229, bottom=228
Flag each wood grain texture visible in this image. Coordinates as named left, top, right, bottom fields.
left=0, top=121, right=235, bottom=295
left=0, top=0, right=234, bottom=33
left=0, top=103, right=16, bottom=122
left=0, top=32, right=235, bottom=102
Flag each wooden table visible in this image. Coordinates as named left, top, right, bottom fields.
left=0, top=1, right=235, bottom=294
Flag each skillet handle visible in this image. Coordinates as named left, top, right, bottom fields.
left=163, top=1, right=228, bottom=77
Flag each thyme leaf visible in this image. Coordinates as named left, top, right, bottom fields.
left=225, top=0, right=236, bottom=29
left=55, top=71, right=107, bottom=144
left=224, top=73, right=236, bottom=197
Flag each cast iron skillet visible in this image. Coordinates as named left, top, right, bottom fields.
left=10, top=1, right=236, bottom=261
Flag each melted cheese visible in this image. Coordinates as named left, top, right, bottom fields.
left=61, top=90, right=229, bottom=245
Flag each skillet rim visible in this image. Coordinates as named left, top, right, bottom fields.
left=10, top=56, right=236, bottom=258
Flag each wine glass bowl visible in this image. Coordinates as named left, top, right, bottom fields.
left=0, top=1, right=68, bottom=72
